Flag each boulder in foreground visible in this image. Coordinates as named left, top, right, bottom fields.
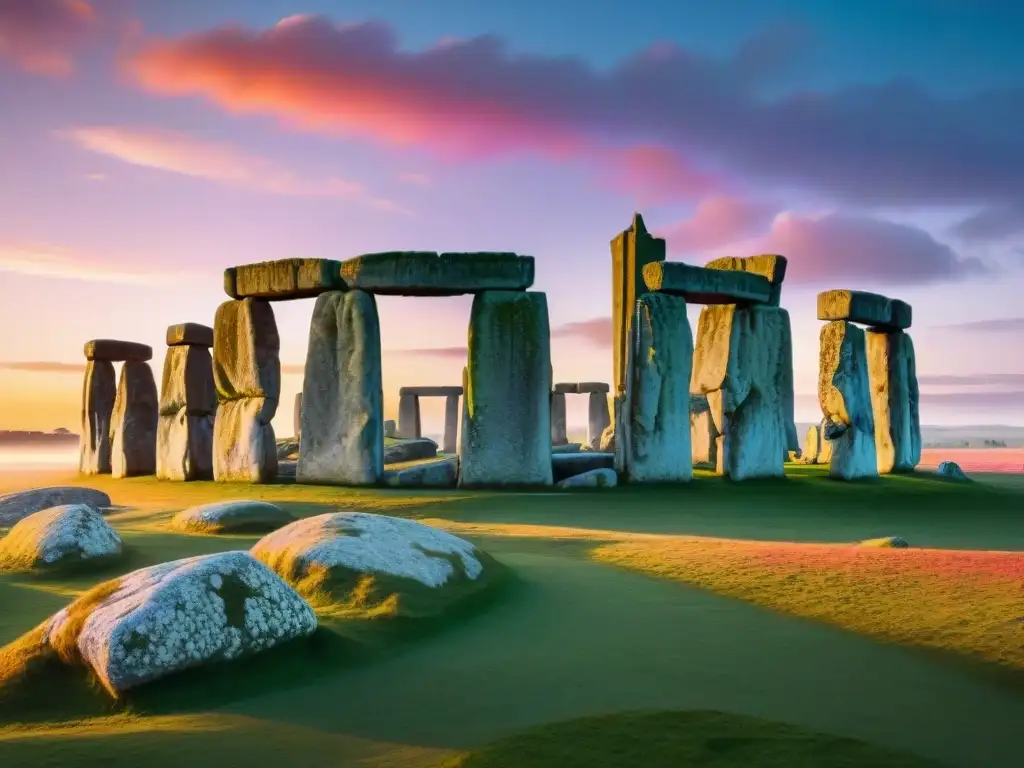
left=0, top=504, right=122, bottom=572
left=170, top=501, right=294, bottom=534
left=935, top=461, right=968, bottom=481
left=0, top=487, right=111, bottom=526
left=251, top=512, right=494, bottom=618
left=44, top=551, right=316, bottom=696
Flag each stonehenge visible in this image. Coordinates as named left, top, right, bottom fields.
left=817, top=290, right=920, bottom=478
left=156, top=324, right=216, bottom=481
left=77, top=216, right=929, bottom=491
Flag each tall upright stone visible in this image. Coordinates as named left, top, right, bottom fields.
left=212, top=298, right=280, bottom=483
left=157, top=325, right=216, bottom=481
left=617, top=293, right=693, bottom=483
left=459, top=291, right=552, bottom=487
left=801, top=424, right=821, bottom=464
left=690, top=394, right=718, bottom=470
left=110, top=361, right=159, bottom=478
left=586, top=391, right=611, bottom=451
left=79, top=360, right=116, bottom=475
left=611, top=213, right=666, bottom=397
left=818, top=418, right=833, bottom=464
left=443, top=394, right=460, bottom=453
left=294, top=393, right=303, bottom=441
left=866, top=329, right=921, bottom=473
left=297, top=290, right=383, bottom=486
left=398, top=393, right=421, bottom=439
left=691, top=305, right=792, bottom=481
left=550, top=391, right=568, bottom=445
left=819, top=321, right=877, bottom=480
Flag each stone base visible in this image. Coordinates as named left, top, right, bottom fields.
left=157, top=410, right=214, bottom=481
left=213, top=398, right=278, bottom=483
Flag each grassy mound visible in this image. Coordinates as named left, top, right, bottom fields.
left=442, top=710, right=943, bottom=767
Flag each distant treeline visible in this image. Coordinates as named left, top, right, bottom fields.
left=0, top=430, right=78, bottom=445
left=923, top=439, right=1009, bottom=448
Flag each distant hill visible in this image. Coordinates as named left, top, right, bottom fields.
left=796, top=423, right=1024, bottom=449
left=0, top=430, right=79, bottom=446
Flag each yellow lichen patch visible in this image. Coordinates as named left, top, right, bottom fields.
left=46, top=578, right=123, bottom=664
left=592, top=537, right=1024, bottom=670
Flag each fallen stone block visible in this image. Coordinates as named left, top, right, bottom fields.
left=705, top=254, right=788, bottom=306
left=552, top=452, right=615, bottom=482
left=171, top=501, right=294, bottom=534
left=817, top=290, right=911, bottom=331
left=166, top=323, right=214, bottom=348
left=552, top=443, right=583, bottom=454
left=383, top=457, right=459, bottom=488
left=819, top=321, right=877, bottom=480
left=110, top=362, right=158, bottom=479
left=384, top=437, right=438, bottom=464
left=557, top=468, right=617, bottom=488
left=297, top=290, right=384, bottom=486
left=339, top=251, right=534, bottom=296
left=399, top=385, right=463, bottom=397
left=936, top=461, right=968, bottom=481
left=643, top=262, right=772, bottom=305
left=224, top=258, right=341, bottom=301
left=0, top=487, right=111, bottom=527
left=84, top=339, right=152, bottom=362
left=79, top=360, right=116, bottom=475
left=859, top=536, right=909, bottom=548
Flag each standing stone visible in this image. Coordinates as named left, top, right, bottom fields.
left=459, top=291, right=552, bottom=487
left=157, top=341, right=216, bottom=482
left=802, top=424, right=821, bottom=464
left=691, top=305, right=792, bottom=481
left=110, top=362, right=158, bottom=478
left=398, top=393, right=421, bottom=439
left=866, top=329, right=921, bottom=473
left=819, top=321, right=877, bottom=480
left=79, top=361, right=116, bottom=475
left=443, top=394, right=460, bottom=453
left=297, top=291, right=383, bottom=486
left=818, top=418, right=833, bottom=464
left=587, top=392, right=611, bottom=451
left=618, top=293, right=693, bottom=483
left=611, top=213, right=666, bottom=397
left=212, top=298, right=280, bottom=483
left=690, top=394, right=718, bottom=470
left=550, top=391, right=568, bottom=445
left=294, top=393, right=303, bottom=441
left=384, top=419, right=398, bottom=439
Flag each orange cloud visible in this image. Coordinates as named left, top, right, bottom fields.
left=64, top=126, right=407, bottom=212
left=0, top=361, right=83, bottom=373
left=0, top=242, right=186, bottom=284
left=659, top=196, right=779, bottom=254
left=0, top=0, right=94, bottom=76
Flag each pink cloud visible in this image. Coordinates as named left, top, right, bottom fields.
left=659, top=196, right=779, bottom=253
left=64, top=126, right=407, bottom=212
left=597, top=146, right=718, bottom=205
left=0, top=0, right=94, bottom=76
left=0, top=242, right=186, bottom=284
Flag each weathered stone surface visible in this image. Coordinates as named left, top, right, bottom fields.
left=44, top=551, right=317, bottom=695
left=0, top=504, right=121, bottom=571
left=338, top=252, right=534, bottom=296
left=225, top=258, right=341, bottom=301
left=293, top=393, right=303, bottom=440
left=612, top=213, right=666, bottom=396
left=690, top=394, right=718, bottom=470
left=819, top=321, right=877, bottom=480
left=157, top=413, right=214, bottom=482
left=398, top=393, right=421, bottom=439
left=691, top=305, right=792, bottom=480
left=587, top=391, right=611, bottom=451
left=550, top=392, right=568, bottom=445
left=79, top=360, right=116, bottom=475
left=552, top=382, right=578, bottom=394
left=443, top=394, right=460, bottom=453
left=213, top=299, right=280, bottom=418
left=705, top=254, right=788, bottom=306
left=383, top=419, right=398, bottom=438
left=0, top=487, right=111, bottom=527
left=552, top=443, right=583, bottom=454
left=867, top=330, right=921, bottom=474
left=277, top=459, right=296, bottom=478
left=778, top=309, right=800, bottom=455
left=818, top=418, right=833, bottom=464
left=802, top=424, right=821, bottom=464
left=297, top=291, right=383, bottom=486
left=170, top=501, right=294, bottom=534
left=552, top=452, right=615, bottom=482
left=557, top=468, right=617, bottom=489
left=84, top=339, right=152, bottom=362
left=619, top=293, right=693, bottom=482
left=110, top=362, right=158, bottom=479
left=859, top=536, right=909, bottom=548
left=276, top=439, right=299, bottom=460
left=383, top=457, right=459, bottom=488
left=817, top=290, right=911, bottom=331
left=166, top=323, right=214, bottom=348
left=577, top=382, right=610, bottom=394
left=936, top=461, right=968, bottom=481
left=160, top=345, right=217, bottom=417
left=213, top=398, right=278, bottom=483
left=384, top=437, right=438, bottom=464
left=643, top=262, right=772, bottom=305
left=251, top=513, right=489, bottom=617
left=599, top=423, right=615, bottom=453
left=460, top=291, right=552, bottom=487
left=399, top=386, right=463, bottom=397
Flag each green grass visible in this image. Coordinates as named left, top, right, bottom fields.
left=0, top=466, right=1022, bottom=767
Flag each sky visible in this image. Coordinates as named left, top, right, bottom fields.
left=1, top=0, right=1023, bottom=436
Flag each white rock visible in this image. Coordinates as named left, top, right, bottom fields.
left=0, top=486, right=111, bottom=526
left=44, top=551, right=316, bottom=694
left=170, top=501, right=293, bottom=534
left=557, top=468, right=617, bottom=488
left=0, top=504, right=122, bottom=571
left=251, top=512, right=483, bottom=591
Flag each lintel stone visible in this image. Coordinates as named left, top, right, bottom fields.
left=817, top=289, right=912, bottom=330
left=166, top=323, right=214, bottom=348
left=84, top=339, right=153, bottom=362
left=577, top=382, right=610, bottom=394
left=705, top=254, right=788, bottom=306
left=552, top=382, right=578, bottom=394
left=225, top=258, right=341, bottom=301
left=338, top=251, right=534, bottom=296
left=643, top=262, right=772, bottom=305
left=398, top=385, right=464, bottom=397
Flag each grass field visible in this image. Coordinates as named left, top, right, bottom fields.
left=0, top=465, right=1022, bottom=767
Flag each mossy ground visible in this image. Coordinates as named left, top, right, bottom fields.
left=0, top=465, right=1022, bottom=767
